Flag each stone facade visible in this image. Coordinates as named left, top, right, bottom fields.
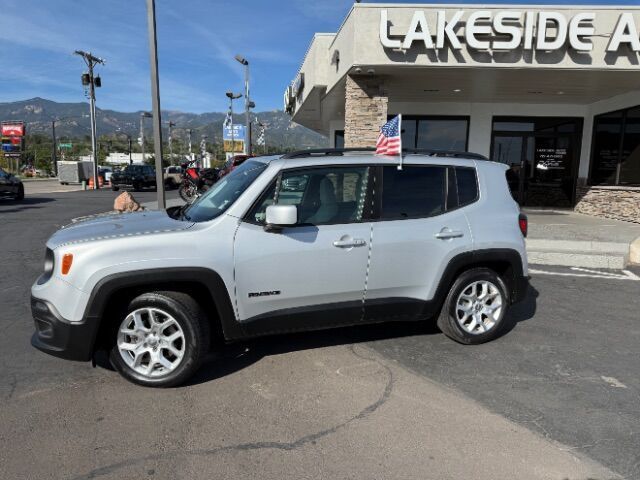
left=344, top=75, right=388, bottom=148
left=574, top=186, right=640, bottom=224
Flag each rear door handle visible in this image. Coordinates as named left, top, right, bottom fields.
left=333, top=238, right=367, bottom=248
left=434, top=229, right=464, bottom=240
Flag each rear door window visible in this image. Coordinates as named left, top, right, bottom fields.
left=381, top=166, right=446, bottom=219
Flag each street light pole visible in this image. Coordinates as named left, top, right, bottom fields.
left=235, top=54, right=251, bottom=155
left=74, top=50, right=105, bottom=189
left=146, top=0, right=165, bottom=210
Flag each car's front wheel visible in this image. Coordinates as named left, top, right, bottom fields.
left=437, top=268, right=510, bottom=345
left=109, top=291, right=210, bottom=387
left=15, top=185, right=24, bottom=201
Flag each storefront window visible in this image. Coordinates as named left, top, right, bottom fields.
left=591, top=106, right=640, bottom=186
left=619, top=107, right=640, bottom=185
left=393, top=116, right=469, bottom=151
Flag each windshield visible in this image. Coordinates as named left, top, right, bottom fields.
left=182, top=160, right=267, bottom=222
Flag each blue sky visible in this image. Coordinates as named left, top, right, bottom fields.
left=0, top=0, right=635, bottom=113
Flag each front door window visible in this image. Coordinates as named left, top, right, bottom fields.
left=247, top=166, right=370, bottom=226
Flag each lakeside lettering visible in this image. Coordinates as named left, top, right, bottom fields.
left=380, top=10, right=640, bottom=53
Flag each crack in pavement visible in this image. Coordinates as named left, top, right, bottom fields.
left=69, top=344, right=395, bottom=480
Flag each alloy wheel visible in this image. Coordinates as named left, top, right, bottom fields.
left=455, top=280, right=503, bottom=335
left=117, top=308, right=186, bottom=377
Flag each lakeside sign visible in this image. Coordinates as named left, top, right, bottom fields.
left=380, top=10, right=640, bottom=53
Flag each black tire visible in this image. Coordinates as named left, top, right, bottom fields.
left=437, top=268, right=511, bottom=345
left=15, top=185, right=24, bottom=201
left=111, top=185, right=120, bottom=192
left=178, top=182, right=196, bottom=203
left=109, top=291, right=210, bottom=387
left=133, top=181, right=141, bottom=192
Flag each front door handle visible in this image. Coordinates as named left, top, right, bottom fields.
left=333, top=238, right=367, bottom=248
left=434, top=229, right=464, bottom=240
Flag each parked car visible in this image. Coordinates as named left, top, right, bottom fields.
left=30, top=149, right=529, bottom=387
left=110, top=165, right=157, bottom=192
left=0, top=168, right=24, bottom=200
left=164, top=166, right=183, bottom=190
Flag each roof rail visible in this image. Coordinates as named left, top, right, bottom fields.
left=281, top=148, right=488, bottom=161
left=403, top=149, right=489, bottom=161
left=281, top=148, right=375, bottom=159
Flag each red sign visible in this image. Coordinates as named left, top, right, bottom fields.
left=1, top=123, right=25, bottom=136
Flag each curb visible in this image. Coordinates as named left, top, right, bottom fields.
left=630, top=237, right=640, bottom=265
left=526, top=238, right=631, bottom=269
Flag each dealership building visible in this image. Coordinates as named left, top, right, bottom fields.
left=285, top=3, right=640, bottom=222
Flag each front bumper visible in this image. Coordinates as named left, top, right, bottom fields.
left=30, top=296, right=97, bottom=362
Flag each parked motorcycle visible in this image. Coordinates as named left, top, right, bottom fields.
left=178, top=160, right=220, bottom=203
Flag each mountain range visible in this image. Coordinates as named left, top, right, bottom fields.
left=0, top=98, right=326, bottom=150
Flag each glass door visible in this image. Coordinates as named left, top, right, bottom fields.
left=491, top=117, right=583, bottom=207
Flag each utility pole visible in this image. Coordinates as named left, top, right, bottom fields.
left=51, top=120, right=57, bottom=177
left=140, top=112, right=152, bottom=163
left=146, top=0, right=165, bottom=209
left=167, top=121, right=176, bottom=165
left=74, top=50, right=105, bottom=189
left=187, top=129, right=193, bottom=161
left=235, top=54, right=251, bottom=155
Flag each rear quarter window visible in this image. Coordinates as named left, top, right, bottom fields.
left=455, top=167, right=478, bottom=206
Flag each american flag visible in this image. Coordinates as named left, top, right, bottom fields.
left=376, top=114, right=402, bottom=155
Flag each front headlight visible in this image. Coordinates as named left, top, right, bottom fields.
left=37, top=248, right=55, bottom=285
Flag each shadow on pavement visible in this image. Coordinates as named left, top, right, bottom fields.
left=186, top=285, right=539, bottom=387
left=0, top=197, right=56, bottom=213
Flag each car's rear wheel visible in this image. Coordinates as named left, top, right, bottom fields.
left=437, top=268, right=510, bottom=345
left=109, top=291, right=210, bottom=387
left=111, top=185, right=120, bottom=192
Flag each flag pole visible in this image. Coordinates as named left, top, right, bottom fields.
left=397, top=114, right=403, bottom=170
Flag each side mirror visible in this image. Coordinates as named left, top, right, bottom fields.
left=265, top=205, right=297, bottom=232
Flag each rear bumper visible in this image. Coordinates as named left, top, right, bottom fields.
left=30, top=296, right=97, bottom=362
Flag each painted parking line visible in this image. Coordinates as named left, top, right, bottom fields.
left=529, top=266, right=640, bottom=281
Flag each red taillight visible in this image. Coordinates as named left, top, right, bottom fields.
left=518, top=214, right=528, bottom=238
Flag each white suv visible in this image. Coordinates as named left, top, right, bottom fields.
left=31, top=150, right=529, bottom=387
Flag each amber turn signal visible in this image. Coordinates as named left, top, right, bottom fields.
left=61, top=254, right=74, bottom=275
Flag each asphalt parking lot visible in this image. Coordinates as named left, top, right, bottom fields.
left=1, top=189, right=638, bottom=479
